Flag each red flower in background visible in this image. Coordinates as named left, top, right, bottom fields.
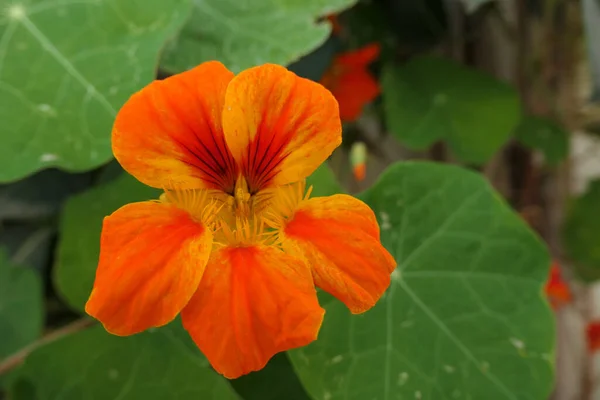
left=321, top=43, right=381, bottom=122
left=545, top=262, right=572, bottom=310
left=587, top=321, right=600, bottom=352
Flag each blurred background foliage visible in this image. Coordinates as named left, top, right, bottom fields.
left=2, top=0, right=600, bottom=398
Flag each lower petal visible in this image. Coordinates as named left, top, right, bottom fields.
left=282, top=194, right=396, bottom=313
left=181, top=245, right=324, bottom=379
left=85, top=201, right=212, bottom=335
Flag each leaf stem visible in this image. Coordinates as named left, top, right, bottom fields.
left=0, top=318, right=95, bottom=376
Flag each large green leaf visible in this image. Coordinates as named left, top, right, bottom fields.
left=9, top=322, right=238, bottom=399
left=54, top=172, right=159, bottom=312
left=382, top=57, right=521, bottom=164
left=563, top=179, right=600, bottom=281
left=160, top=0, right=356, bottom=74
left=0, top=0, right=191, bottom=182
left=0, top=249, right=43, bottom=361
left=514, top=116, right=569, bottom=166
left=289, top=162, right=554, bottom=400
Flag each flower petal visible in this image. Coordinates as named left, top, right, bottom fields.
left=332, top=69, right=380, bottom=122
left=112, top=61, right=239, bottom=193
left=181, top=245, right=324, bottom=379
left=321, top=44, right=381, bottom=122
left=222, top=64, right=342, bottom=193
left=336, top=43, right=380, bottom=67
left=85, top=201, right=212, bottom=335
left=282, top=194, right=396, bottom=313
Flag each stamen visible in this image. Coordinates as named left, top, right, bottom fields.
left=213, top=215, right=270, bottom=248
left=160, top=184, right=222, bottom=228
left=261, top=181, right=310, bottom=230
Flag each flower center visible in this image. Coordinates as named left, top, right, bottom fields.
left=160, top=178, right=311, bottom=248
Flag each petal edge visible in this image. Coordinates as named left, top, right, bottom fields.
left=283, top=194, right=396, bottom=313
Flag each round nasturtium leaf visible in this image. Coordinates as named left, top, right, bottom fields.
left=382, top=57, right=522, bottom=164
left=9, top=323, right=239, bottom=399
left=289, top=162, right=555, bottom=400
left=160, top=0, right=357, bottom=74
left=0, top=0, right=192, bottom=182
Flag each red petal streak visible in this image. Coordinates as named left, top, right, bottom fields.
left=223, top=64, right=341, bottom=193
left=112, top=61, right=238, bottom=192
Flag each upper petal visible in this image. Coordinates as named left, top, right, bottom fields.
left=282, top=194, right=396, bottom=314
left=222, top=64, right=342, bottom=193
left=181, top=245, right=324, bottom=379
left=85, top=201, right=213, bottom=335
left=112, top=61, right=239, bottom=193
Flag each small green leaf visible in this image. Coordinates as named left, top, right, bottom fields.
left=160, top=0, right=357, bottom=74
left=563, top=180, right=600, bottom=280
left=0, top=249, right=43, bottom=361
left=289, top=162, right=554, bottom=400
left=307, top=163, right=344, bottom=197
left=54, top=173, right=159, bottom=312
left=382, top=57, right=521, bottom=164
left=0, top=0, right=192, bottom=182
left=514, top=116, right=569, bottom=165
left=9, top=323, right=238, bottom=399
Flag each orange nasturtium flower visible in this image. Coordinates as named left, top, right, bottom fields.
left=320, top=43, right=381, bottom=122
left=85, top=62, right=396, bottom=379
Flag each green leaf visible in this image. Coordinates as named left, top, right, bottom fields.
left=382, top=57, right=521, bottom=164
left=0, top=249, right=43, bottom=361
left=160, top=0, right=357, bottom=74
left=54, top=173, right=159, bottom=312
left=563, top=180, right=600, bottom=281
left=230, top=353, right=311, bottom=400
left=0, top=0, right=192, bottom=182
left=514, top=116, right=569, bottom=166
left=9, top=323, right=238, bottom=399
left=289, top=162, right=555, bottom=400
left=307, top=163, right=344, bottom=197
